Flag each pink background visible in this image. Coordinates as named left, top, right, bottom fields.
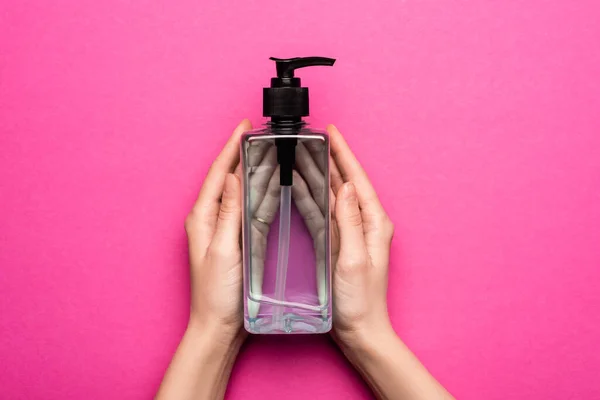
left=1, top=1, right=600, bottom=399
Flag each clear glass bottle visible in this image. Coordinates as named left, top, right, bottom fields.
left=241, top=57, right=335, bottom=334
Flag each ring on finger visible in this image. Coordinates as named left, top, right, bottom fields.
left=254, top=216, right=269, bottom=225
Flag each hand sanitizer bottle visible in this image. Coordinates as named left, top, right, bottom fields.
left=241, top=57, right=335, bottom=334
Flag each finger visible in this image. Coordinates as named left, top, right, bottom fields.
left=302, top=138, right=327, bottom=173
left=197, top=119, right=251, bottom=208
left=252, top=166, right=281, bottom=236
left=187, top=119, right=251, bottom=256
left=233, top=163, right=242, bottom=179
left=295, top=142, right=327, bottom=213
left=291, top=170, right=328, bottom=314
left=248, top=225, right=266, bottom=319
left=329, top=155, right=344, bottom=196
left=330, top=187, right=340, bottom=268
left=314, top=228, right=327, bottom=312
left=249, top=196, right=271, bottom=319
left=247, top=164, right=280, bottom=320
left=248, top=145, right=277, bottom=215
left=247, top=140, right=273, bottom=168
left=210, top=174, right=242, bottom=253
left=291, top=170, right=325, bottom=240
left=335, top=182, right=369, bottom=276
left=328, top=124, right=388, bottom=232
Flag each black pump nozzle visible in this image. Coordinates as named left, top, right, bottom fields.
left=264, top=56, right=336, bottom=186
left=270, top=57, right=336, bottom=79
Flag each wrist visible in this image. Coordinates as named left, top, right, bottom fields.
left=336, top=319, right=398, bottom=363
left=186, top=315, right=246, bottom=354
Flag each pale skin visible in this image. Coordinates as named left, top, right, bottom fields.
left=156, top=120, right=455, bottom=400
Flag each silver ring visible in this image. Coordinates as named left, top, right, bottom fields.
left=254, top=216, right=268, bottom=225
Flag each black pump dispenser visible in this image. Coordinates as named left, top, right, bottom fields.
left=264, top=56, right=336, bottom=186
left=263, top=57, right=336, bottom=119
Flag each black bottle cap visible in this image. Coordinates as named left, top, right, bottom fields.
left=263, top=57, right=336, bottom=118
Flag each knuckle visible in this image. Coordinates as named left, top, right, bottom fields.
left=267, top=184, right=281, bottom=197
left=207, top=243, right=228, bottom=260
left=312, top=184, right=325, bottom=199
left=218, top=202, right=239, bottom=222
left=346, top=209, right=363, bottom=227
left=304, top=209, right=323, bottom=224
left=251, top=219, right=270, bottom=236
left=251, top=244, right=266, bottom=260
left=252, top=185, right=267, bottom=198
left=382, top=218, right=395, bottom=240
left=260, top=209, right=277, bottom=223
left=370, top=214, right=393, bottom=238
left=337, top=256, right=368, bottom=273
left=184, top=212, right=198, bottom=233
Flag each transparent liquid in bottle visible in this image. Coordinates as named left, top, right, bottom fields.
left=241, top=125, right=331, bottom=334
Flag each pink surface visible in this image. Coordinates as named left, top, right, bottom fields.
left=1, top=1, right=600, bottom=399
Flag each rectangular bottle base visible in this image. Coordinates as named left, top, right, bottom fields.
left=245, top=313, right=332, bottom=334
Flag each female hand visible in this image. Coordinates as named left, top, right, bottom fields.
left=327, top=125, right=454, bottom=400
left=327, top=125, right=395, bottom=347
left=183, top=119, right=252, bottom=341
left=157, top=120, right=253, bottom=400
left=292, top=132, right=395, bottom=337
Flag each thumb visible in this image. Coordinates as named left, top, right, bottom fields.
left=335, top=182, right=369, bottom=274
left=211, top=173, right=242, bottom=248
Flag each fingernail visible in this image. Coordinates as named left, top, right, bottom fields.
left=235, top=119, right=251, bottom=133
left=345, top=182, right=356, bottom=200
left=234, top=165, right=242, bottom=179
left=223, top=174, right=233, bottom=195
left=224, top=173, right=238, bottom=195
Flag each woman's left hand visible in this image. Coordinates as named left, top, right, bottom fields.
left=184, top=119, right=252, bottom=342
left=157, top=120, right=253, bottom=400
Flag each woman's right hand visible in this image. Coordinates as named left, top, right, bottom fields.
left=291, top=124, right=395, bottom=345
left=273, top=125, right=453, bottom=399
left=327, top=126, right=454, bottom=400
left=327, top=124, right=396, bottom=349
